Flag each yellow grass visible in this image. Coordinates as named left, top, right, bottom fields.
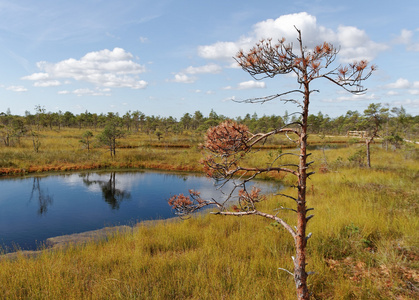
left=0, top=129, right=418, bottom=299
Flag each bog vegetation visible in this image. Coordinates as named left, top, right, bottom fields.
left=0, top=104, right=418, bottom=299
left=0, top=103, right=417, bottom=174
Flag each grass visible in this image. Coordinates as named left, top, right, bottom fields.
left=0, top=128, right=366, bottom=175
left=0, top=128, right=204, bottom=175
left=0, top=129, right=418, bottom=299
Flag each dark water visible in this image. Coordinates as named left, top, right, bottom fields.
left=0, top=170, right=280, bottom=253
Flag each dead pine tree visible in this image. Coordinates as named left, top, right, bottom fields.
left=169, top=27, right=374, bottom=300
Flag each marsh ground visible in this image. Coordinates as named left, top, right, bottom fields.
left=0, top=129, right=418, bottom=299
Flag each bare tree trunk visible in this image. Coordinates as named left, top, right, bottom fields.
left=112, top=137, right=116, bottom=157
left=294, top=85, right=310, bottom=300
left=366, top=139, right=372, bottom=168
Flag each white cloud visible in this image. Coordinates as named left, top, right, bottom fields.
left=409, top=89, right=419, bottom=95
left=172, top=73, right=196, bottom=83
left=238, top=80, right=266, bottom=89
left=6, top=85, right=27, bottom=92
left=59, top=87, right=111, bottom=96
left=394, top=29, right=413, bottom=44
left=386, top=78, right=411, bottom=89
left=139, top=36, right=149, bottom=43
left=73, top=88, right=94, bottom=95
left=22, top=72, right=62, bottom=87
left=34, top=80, right=61, bottom=87
left=394, top=29, right=419, bottom=51
left=22, top=72, right=50, bottom=81
left=336, top=26, right=388, bottom=62
left=23, top=48, right=148, bottom=89
left=252, top=12, right=335, bottom=47
left=323, top=93, right=379, bottom=103
left=386, top=91, right=399, bottom=96
left=197, top=12, right=386, bottom=63
left=223, top=80, right=266, bottom=90
left=184, top=63, right=222, bottom=74
left=198, top=40, right=249, bottom=61
left=408, top=44, right=419, bottom=51
left=171, top=63, right=222, bottom=84
left=393, top=99, right=419, bottom=107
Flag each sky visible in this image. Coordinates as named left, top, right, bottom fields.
left=0, top=0, right=418, bottom=119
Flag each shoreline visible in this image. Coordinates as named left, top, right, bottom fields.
left=0, top=218, right=180, bottom=260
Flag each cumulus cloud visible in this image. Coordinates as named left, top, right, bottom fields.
left=172, top=73, right=196, bottom=83
left=394, top=29, right=413, bottom=44
left=252, top=12, right=335, bottom=47
left=22, top=72, right=50, bottom=81
left=238, top=80, right=266, bottom=90
left=22, top=72, right=62, bottom=87
left=393, top=99, right=419, bottom=107
left=22, top=48, right=148, bottom=89
left=184, top=63, right=222, bottom=74
left=394, top=29, right=419, bottom=51
left=382, top=79, right=419, bottom=104
left=386, top=91, right=399, bottom=96
left=322, top=93, right=379, bottom=103
left=34, top=80, right=61, bottom=87
left=223, top=80, right=266, bottom=90
left=6, top=85, right=27, bottom=92
left=198, top=12, right=386, bottom=63
left=386, top=78, right=411, bottom=89
left=336, top=26, right=388, bottom=62
left=198, top=40, right=250, bottom=61
left=58, top=87, right=111, bottom=96
left=171, top=63, right=222, bottom=83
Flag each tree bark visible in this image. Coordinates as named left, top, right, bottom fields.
left=366, top=139, right=372, bottom=168
left=294, top=84, right=310, bottom=300
left=112, top=137, right=116, bottom=157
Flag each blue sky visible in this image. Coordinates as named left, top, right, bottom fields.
left=0, top=0, right=418, bottom=118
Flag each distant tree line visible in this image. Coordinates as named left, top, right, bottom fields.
left=0, top=105, right=418, bottom=149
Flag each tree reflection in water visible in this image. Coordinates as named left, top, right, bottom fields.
left=30, top=177, right=54, bottom=215
left=81, top=172, right=131, bottom=209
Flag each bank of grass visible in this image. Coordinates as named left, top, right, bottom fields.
left=0, top=131, right=418, bottom=299
left=0, top=128, right=363, bottom=176
left=0, top=128, right=205, bottom=175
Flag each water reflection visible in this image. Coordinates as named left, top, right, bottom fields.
left=0, top=170, right=281, bottom=253
left=29, top=177, right=53, bottom=215
left=80, top=172, right=131, bottom=209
